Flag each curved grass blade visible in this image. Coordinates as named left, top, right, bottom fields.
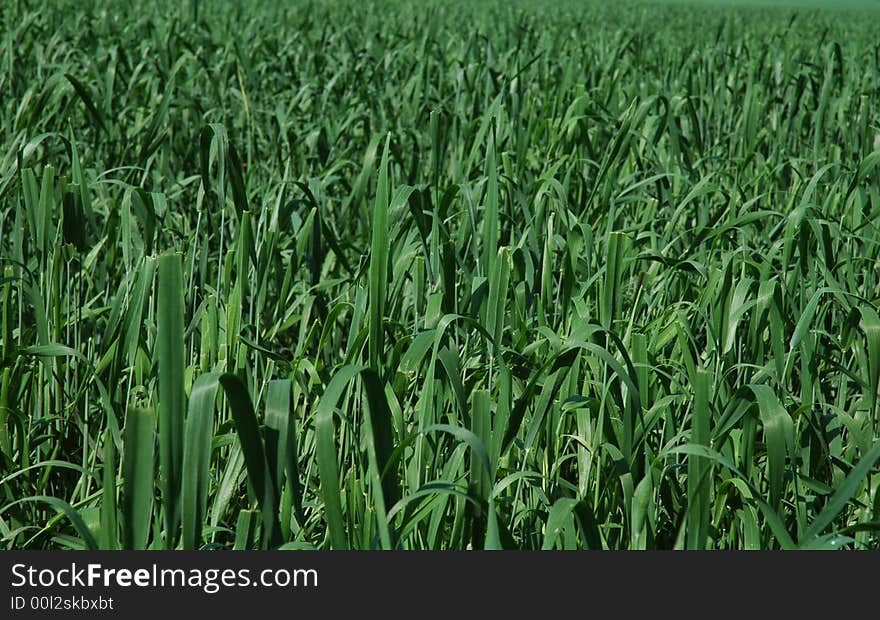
left=4, top=496, right=99, bottom=551
left=803, top=439, right=880, bottom=542
left=749, top=384, right=794, bottom=512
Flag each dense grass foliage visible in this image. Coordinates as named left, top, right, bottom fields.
left=2, top=0, right=880, bottom=550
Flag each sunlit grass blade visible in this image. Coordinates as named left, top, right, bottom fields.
left=368, top=134, right=391, bottom=372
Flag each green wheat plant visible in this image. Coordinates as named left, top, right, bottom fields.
left=0, top=0, right=879, bottom=550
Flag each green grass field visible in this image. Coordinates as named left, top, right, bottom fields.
left=1, top=0, right=879, bottom=550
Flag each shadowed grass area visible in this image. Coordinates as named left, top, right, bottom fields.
left=0, top=0, right=878, bottom=550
